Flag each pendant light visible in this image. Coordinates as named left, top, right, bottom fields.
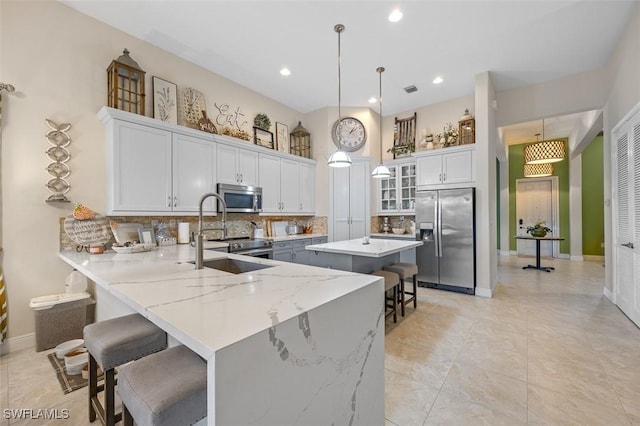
left=524, top=134, right=553, bottom=177
left=371, top=67, right=391, bottom=179
left=523, top=119, right=565, bottom=164
left=327, top=24, right=352, bottom=168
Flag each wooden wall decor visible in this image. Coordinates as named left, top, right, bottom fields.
left=392, top=112, right=417, bottom=158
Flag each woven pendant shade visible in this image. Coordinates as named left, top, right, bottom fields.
left=524, top=140, right=565, bottom=164
left=524, top=163, right=553, bottom=177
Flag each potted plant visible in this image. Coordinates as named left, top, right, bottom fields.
left=526, top=221, right=552, bottom=237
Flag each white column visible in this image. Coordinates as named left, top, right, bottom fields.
left=569, top=153, right=583, bottom=261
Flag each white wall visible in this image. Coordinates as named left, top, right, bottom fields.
left=603, top=4, right=640, bottom=294
left=0, top=1, right=303, bottom=341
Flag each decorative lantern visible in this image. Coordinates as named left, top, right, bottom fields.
left=107, top=49, right=146, bottom=115
left=289, top=121, right=311, bottom=158
left=458, top=109, right=475, bottom=145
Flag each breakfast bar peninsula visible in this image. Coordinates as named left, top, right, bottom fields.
left=59, top=245, right=384, bottom=425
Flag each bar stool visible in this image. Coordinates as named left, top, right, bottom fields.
left=83, top=314, right=168, bottom=426
left=118, top=345, right=207, bottom=426
left=371, top=270, right=401, bottom=323
left=383, top=263, right=418, bottom=316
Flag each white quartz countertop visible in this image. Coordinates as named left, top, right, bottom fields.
left=305, top=238, right=422, bottom=258
left=370, top=232, right=417, bottom=240
left=58, top=245, right=380, bottom=360
left=269, top=233, right=327, bottom=242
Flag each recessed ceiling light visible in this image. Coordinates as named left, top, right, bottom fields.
left=368, top=97, right=377, bottom=104
left=280, top=68, right=291, bottom=76
left=388, top=9, right=403, bottom=22
left=432, top=76, right=444, bottom=84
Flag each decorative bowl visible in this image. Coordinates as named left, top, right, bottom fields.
left=112, top=243, right=156, bottom=254
left=392, top=228, right=405, bottom=234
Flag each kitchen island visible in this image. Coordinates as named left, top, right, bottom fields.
left=306, top=238, right=423, bottom=273
left=59, top=245, right=384, bottom=426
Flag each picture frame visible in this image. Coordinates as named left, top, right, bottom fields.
left=138, top=227, right=156, bottom=245
left=152, top=76, right=178, bottom=125
left=253, top=126, right=274, bottom=149
left=275, top=122, right=289, bottom=153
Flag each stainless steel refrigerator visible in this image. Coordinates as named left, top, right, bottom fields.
left=415, top=187, right=476, bottom=294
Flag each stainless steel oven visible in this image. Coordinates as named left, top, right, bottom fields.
left=227, top=238, right=273, bottom=259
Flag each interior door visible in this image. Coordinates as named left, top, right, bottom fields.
left=613, top=109, right=640, bottom=327
left=516, top=178, right=557, bottom=257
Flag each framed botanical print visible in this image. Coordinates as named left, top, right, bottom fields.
left=153, top=76, right=178, bottom=125
left=275, top=122, right=289, bottom=153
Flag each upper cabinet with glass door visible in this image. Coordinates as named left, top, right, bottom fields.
left=376, top=157, right=416, bottom=214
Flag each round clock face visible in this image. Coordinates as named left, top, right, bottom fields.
left=332, top=117, right=366, bottom=152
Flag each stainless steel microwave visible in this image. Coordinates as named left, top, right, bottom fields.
left=217, top=183, right=262, bottom=213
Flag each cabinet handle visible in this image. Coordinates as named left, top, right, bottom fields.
left=241, top=173, right=243, bottom=182
left=299, top=203, right=302, bottom=211
left=174, top=196, right=177, bottom=207
left=167, top=196, right=171, bottom=208
left=292, top=252, right=297, bottom=260
left=443, top=173, right=446, bottom=181
left=439, top=173, right=442, bottom=182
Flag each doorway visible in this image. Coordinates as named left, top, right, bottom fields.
left=515, top=177, right=560, bottom=258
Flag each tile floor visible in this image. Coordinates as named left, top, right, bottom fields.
left=1, top=256, right=638, bottom=425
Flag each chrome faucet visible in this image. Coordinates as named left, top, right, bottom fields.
left=195, top=192, right=227, bottom=269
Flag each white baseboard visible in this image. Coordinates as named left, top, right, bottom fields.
left=499, top=250, right=511, bottom=257
left=583, top=255, right=605, bottom=263
left=558, top=253, right=570, bottom=259
left=475, top=287, right=492, bottom=298
left=603, top=286, right=614, bottom=303
left=570, top=255, right=584, bottom=261
left=510, top=250, right=518, bottom=256
left=0, top=333, right=35, bottom=356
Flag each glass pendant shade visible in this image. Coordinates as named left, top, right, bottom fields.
left=524, top=140, right=565, bottom=164
left=524, top=163, right=553, bottom=177
left=371, top=163, right=391, bottom=178
left=327, top=150, right=352, bottom=167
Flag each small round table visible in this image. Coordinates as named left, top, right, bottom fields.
left=514, top=236, right=564, bottom=272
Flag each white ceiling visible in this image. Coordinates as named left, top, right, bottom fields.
left=61, top=0, right=637, bottom=143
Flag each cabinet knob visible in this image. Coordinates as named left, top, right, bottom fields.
left=443, top=173, right=446, bottom=181
left=174, top=196, right=177, bottom=207
left=167, top=196, right=171, bottom=207
left=439, top=173, right=442, bottom=182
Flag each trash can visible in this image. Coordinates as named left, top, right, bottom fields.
left=29, top=292, right=95, bottom=352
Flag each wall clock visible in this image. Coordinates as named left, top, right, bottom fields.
left=332, top=117, right=366, bottom=152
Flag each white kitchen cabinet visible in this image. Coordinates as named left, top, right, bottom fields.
left=330, top=158, right=370, bottom=241
left=415, top=145, right=475, bottom=189
left=110, top=120, right=173, bottom=213
left=298, top=162, right=316, bottom=214
left=172, top=133, right=216, bottom=212
left=105, top=118, right=215, bottom=215
left=259, top=154, right=315, bottom=214
left=216, top=144, right=259, bottom=186
left=377, top=158, right=416, bottom=214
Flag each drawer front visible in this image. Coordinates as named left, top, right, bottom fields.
left=294, top=239, right=311, bottom=247
left=273, top=241, right=293, bottom=250
left=311, top=237, right=328, bottom=244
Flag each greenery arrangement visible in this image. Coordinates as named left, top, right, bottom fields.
left=527, top=221, right=552, bottom=237
left=436, top=122, right=459, bottom=147
left=220, top=126, right=251, bottom=141
left=253, top=113, right=271, bottom=131
left=387, top=141, right=415, bottom=156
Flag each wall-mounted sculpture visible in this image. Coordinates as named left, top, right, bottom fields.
left=45, top=119, right=71, bottom=203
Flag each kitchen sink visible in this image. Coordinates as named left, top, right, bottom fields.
left=190, top=258, right=274, bottom=274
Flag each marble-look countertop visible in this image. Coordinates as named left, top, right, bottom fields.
left=305, top=238, right=422, bottom=258
left=370, top=232, right=417, bottom=240
left=269, top=233, right=327, bottom=242
left=58, top=245, right=380, bottom=360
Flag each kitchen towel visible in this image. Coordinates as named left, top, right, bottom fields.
left=178, top=222, right=190, bottom=244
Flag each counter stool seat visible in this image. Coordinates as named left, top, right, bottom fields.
left=84, top=314, right=167, bottom=426
left=383, top=263, right=418, bottom=316
left=371, top=270, right=401, bottom=323
left=118, top=345, right=207, bottom=426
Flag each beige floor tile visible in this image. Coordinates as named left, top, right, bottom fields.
left=384, top=368, right=440, bottom=426
left=425, top=362, right=528, bottom=426
left=527, top=382, right=631, bottom=425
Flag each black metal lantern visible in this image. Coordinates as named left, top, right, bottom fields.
left=289, top=121, right=311, bottom=158
left=107, top=49, right=146, bottom=115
